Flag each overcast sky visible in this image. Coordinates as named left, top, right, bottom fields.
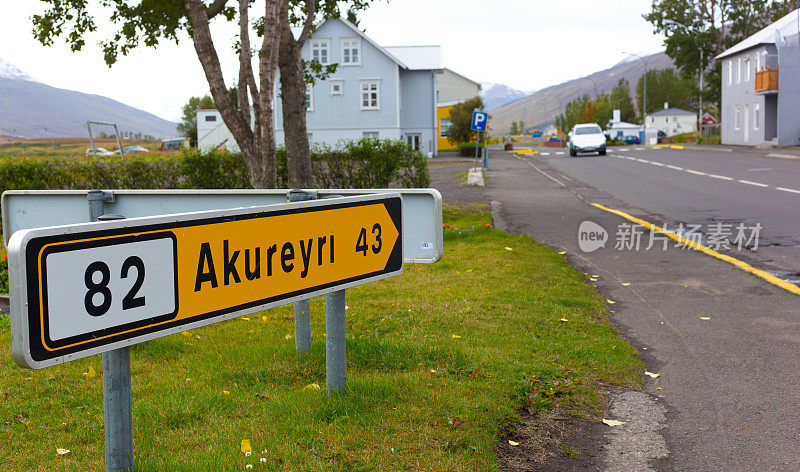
left=0, top=0, right=666, bottom=122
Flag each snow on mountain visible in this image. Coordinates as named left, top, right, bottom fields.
left=480, top=83, right=530, bottom=111
left=0, top=57, right=32, bottom=81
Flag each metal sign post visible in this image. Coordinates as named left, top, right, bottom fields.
left=471, top=111, right=488, bottom=170
left=88, top=194, right=133, bottom=472
left=286, top=189, right=318, bottom=354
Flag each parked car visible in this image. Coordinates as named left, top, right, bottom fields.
left=568, top=123, right=607, bottom=156
left=620, top=135, right=640, bottom=145
left=113, top=146, right=150, bottom=155
left=85, top=147, right=114, bottom=156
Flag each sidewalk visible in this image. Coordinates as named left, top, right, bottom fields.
left=431, top=150, right=800, bottom=472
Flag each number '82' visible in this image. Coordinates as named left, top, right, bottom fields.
left=84, top=256, right=146, bottom=317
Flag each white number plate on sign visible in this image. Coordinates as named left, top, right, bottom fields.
left=44, top=235, right=178, bottom=341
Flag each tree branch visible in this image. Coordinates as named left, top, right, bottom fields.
left=206, top=0, right=229, bottom=19
left=296, top=0, right=317, bottom=45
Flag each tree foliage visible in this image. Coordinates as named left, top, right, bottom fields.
left=510, top=121, right=519, bottom=135
left=610, top=78, right=637, bottom=123
left=555, top=78, right=637, bottom=133
left=635, top=68, right=696, bottom=117
left=178, top=95, right=215, bottom=143
left=445, top=97, right=485, bottom=145
left=644, top=0, right=796, bottom=109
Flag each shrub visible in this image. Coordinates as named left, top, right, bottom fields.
left=458, top=142, right=484, bottom=157
left=0, top=257, right=7, bottom=294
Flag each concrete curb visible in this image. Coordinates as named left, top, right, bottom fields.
left=0, top=294, right=9, bottom=316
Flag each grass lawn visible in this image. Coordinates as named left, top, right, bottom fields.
left=0, top=204, right=641, bottom=471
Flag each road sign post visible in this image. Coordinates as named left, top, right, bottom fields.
left=326, top=289, right=346, bottom=393
left=471, top=111, right=488, bottom=170
left=286, top=189, right=318, bottom=354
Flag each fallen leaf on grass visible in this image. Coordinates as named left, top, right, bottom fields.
left=223, top=390, right=230, bottom=395
left=83, top=366, right=96, bottom=379
left=240, top=317, right=250, bottom=321
left=508, top=440, right=520, bottom=446
left=56, top=448, right=70, bottom=456
left=559, top=318, right=569, bottom=322
left=699, top=317, right=711, bottom=320
left=607, top=299, right=616, bottom=304
left=284, top=334, right=292, bottom=340
left=558, top=251, right=567, bottom=255
left=505, top=247, right=513, bottom=251
left=451, top=334, right=462, bottom=339
left=241, top=440, right=252, bottom=454
left=645, top=371, right=661, bottom=378
left=303, top=383, right=321, bottom=391
left=589, top=278, right=598, bottom=282
left=261, top=316, right=267, bottom=321
left=621, top=282, right=631, bottom=286
left=602, top=419, right=626, bottom=427
left=181, top=331, right=192, bottom=337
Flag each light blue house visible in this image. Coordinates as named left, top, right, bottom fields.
left=274, top=18, right=441, bottom=156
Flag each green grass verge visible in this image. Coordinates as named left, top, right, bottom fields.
left=0, top=204, right=641, bottom=471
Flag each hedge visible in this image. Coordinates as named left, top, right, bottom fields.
left=0, top=138, right=430, bottom=197
left=458, top=142, right=485, bottom=157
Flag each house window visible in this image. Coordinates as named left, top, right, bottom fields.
left=311, top=39, right=329, bottom=64
left=440, top=118, right=452, bottom=137
left=205, top=115, right=217, bottom=122
left=735, top=105, right=741, bottom=130
left=728, top=61, right=733, bottom=85
left=305, top=84, right=313, bottom=111
left=330, top=79, right=343, bottom=95
left=673, top=117, right=677, bottom=122
left=745, top=58, right=751, bottom=82
left=341, top=38, right=361, bottom=65
left=736, top=58, right=741, bottom=83
left=754, top=103, right=760, bottom=130
left=363, top=131, right=379, bottom=138
left=359, top=79, right=380, bottom=109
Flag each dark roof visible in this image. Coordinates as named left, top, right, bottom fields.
left=649, top=107, right=696, bottom=116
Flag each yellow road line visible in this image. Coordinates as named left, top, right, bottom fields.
left=591, top=203, right=800, bottom=296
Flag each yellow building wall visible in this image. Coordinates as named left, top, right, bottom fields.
left=437, top=105, right=457, bottom=151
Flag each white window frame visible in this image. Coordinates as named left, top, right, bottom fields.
left=329, top=79, right=343, bottom=96
left=359, top=79, right=380, bottom=110
left=728, top=60, right=733, bottom=85
left=754, top=103, right=760, bottom=130
left=735, top=105, right=741, bottom=130
left=305, top=84, right=314, bottom=112
left=341, top=37, right=362, bottom=66
left=440, top=118, right=452, bottom=137
left=362, top=131, right=379, bottom=138
left=310, top=38, right=330, bottom=65
left=744, top=57, right=751, bottom=82
left=756, top=52, right=762, bottom=71
left=736, top=58, right=742, bottom=83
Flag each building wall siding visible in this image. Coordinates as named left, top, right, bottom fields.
left=720, top=45, right=774, bottom=146
left=776, top=41, right=800, bottom=146
left=435, top=69, right=480, bottom=103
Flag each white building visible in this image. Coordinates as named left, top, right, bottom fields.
left=645, top=105, right=697, bottom=137
left=606, top=109, right=641, bottom=139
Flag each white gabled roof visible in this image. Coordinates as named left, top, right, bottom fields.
left=384, top=45, right=442, bottom=70
left=331, top=18, right=410, bottom=69
left=717, top=8, right=800, bottom=59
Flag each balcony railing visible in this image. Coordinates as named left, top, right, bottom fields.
left=755, top=66, right=779, bottom=93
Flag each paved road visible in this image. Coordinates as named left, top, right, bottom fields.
left=432, top=151, right=800, bottom=471
left=536, top=146, right=800, bottom=280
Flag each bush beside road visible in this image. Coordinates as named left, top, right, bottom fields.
left=0, top=204, right=641, bottom=471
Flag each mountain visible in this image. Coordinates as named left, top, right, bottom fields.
left=489, top=52, right=675, bottom=134
left=480, top=83, right=530, bottom=111
left=0, top=58, right=177, bottom=139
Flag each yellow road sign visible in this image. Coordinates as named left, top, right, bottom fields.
left=9, top=194, right=403, bottom=368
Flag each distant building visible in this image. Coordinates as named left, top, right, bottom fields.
left=645, top=105, right=697, bottom=137
left=434, top=69, right=481, bottom=151
left=606, top=109, right=640, bottom=140
left=716, top=8, right=800, bottom=147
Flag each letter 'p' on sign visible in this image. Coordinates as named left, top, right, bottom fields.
left=471, top=111, right=488, bottom=132
left=7, top=194, right=403, bottom=368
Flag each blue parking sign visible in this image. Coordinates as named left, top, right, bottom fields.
left=471, top=111, right=488, bottom=131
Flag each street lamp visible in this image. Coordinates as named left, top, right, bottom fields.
left=623, top=51, right=649, bottom=140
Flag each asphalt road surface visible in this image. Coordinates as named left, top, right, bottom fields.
left=538, top=145, right=800, bottom=281
left=432, top=149, right=800, bottom=471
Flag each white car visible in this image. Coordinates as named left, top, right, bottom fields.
left=85, top=147, right=114, bottom=156
left=568, top=123, right=607, bottom=156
